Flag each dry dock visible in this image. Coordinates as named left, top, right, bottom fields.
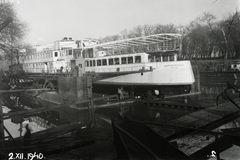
left=1, top=72, right=240, bottom=159
left=138, top=98, right=240, bottom=159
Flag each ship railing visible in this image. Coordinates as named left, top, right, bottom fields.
left=25, top=69, right=69, bottom=77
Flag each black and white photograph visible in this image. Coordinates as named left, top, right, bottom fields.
left=0, top=0, right=240, bottom=159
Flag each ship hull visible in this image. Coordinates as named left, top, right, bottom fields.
left=91, top=61, right=195, bottom=97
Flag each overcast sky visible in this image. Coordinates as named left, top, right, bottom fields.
left=13, top=0, right=240, bottom=45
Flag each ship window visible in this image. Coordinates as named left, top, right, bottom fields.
left=135, top=56, right=141, bottom=63
left=97, top=60, right=101, bottom=66
left=170, top=55, right=174, bottom=61
left=102, top=59, right=107, bottom=66
left=128, top=57, right=133, bottom=64
left=86, top=61, right=89, bottom=67
left=90, top=61, right=92, bottom=66
left=55, top=52, right=58, bottom=57
left=69, top=50, right=72, bottom=55
left=121, top=57, right=126, bottom=64
left=163, top=56, right=168, bottom=61
left=114, top=58, right=119, bottom=65
left=109, top=59, right=113, bottom=65
left=148, top=55, right=154, bottom=62
left=93, top=60, right=95, bottom=66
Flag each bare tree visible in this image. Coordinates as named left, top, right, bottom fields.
left=143, top=24, right=153, bottom=36
left=0, top=17, right=12, bottom=32
left=0, top=2, right=28, bottom=65
left=119, top=29, right=128, bottom=39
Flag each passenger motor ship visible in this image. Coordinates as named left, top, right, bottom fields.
left=23, top=34, right=195, bottom=97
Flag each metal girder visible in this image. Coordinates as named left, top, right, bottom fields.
left=103, top=41, right=146, bottom=49
left=104, top=43, right=130, bottom=49
left=151, top=35, right=173, bottom=41
left=120, top=41, right=141, bottom=47
left=83, top=33, right=181, bottom=50
left=145, top=37, right=164, bottom=43
left=131, top=39, right=153, bottom=45
left=108, top=40, right=148, bottom=49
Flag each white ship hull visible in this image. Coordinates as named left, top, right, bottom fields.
left=94, top=61, right=195, bottom=86
left=89, top=61, right=195, bottom=96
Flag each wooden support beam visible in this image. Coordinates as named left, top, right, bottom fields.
left=95, top=100, right=135, bottom=108
left=0, top=73, right=4, bottom=142
left=2, top=103, right=62, bottom=120
left=0, top=88, right=55, bottom=94
left=0, top=96, right=4, bottom=141
left=164, top=92, right=201, bottom=99
left=75, top=94, right=118, bottom=104
left=2, top=94, right=121, bottom=119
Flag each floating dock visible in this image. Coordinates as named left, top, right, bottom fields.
left=1, top=69, right=240, bottom=159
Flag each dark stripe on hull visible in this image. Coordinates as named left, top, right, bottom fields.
left=92, top=83, right=191, bottom=97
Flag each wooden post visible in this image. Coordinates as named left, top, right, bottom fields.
left=90, top=93, right=94, bottom=126
left=88, top=88, right=92, bottom=126
left=215, top=135, right=220, bottom=160
left=88, top=76, right=95, bottom=127
left=0, top=72, right=4, bottom=141
left=19, top=123, right=23, bottom=137
left=0, top=96, right=4, bottom=140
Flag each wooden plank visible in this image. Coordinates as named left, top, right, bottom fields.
left=2, top=103, right=63, bottom=120
left=96, top=100, right=135, bottom=108
left=164, top=92, right=201, bottom=99
left=70, top=100, right=135, bottom=110
left=75, top=94, right=118, bottom=105
left=0, top=88, right=54, bottom=94
left=2, top=95, right=129, bottom=118
left=0, top=96, right=4, bottom=141
left=164, top=98, right=240, bottom=138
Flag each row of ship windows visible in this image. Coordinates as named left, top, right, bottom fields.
left=26, top=51, right=73, bottom=60
left=24, top=63, right=45, bottom=67
left=86, top=56, right=142, bottom=67
left=26, top=52, right=52, bottom=60
left=23, top=61, right=63, bottom=67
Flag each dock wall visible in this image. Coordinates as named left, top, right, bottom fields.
left=58, top=76, right=92, bottom=105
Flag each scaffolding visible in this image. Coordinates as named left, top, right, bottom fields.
left=82, top=33, right=182, bottom=57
